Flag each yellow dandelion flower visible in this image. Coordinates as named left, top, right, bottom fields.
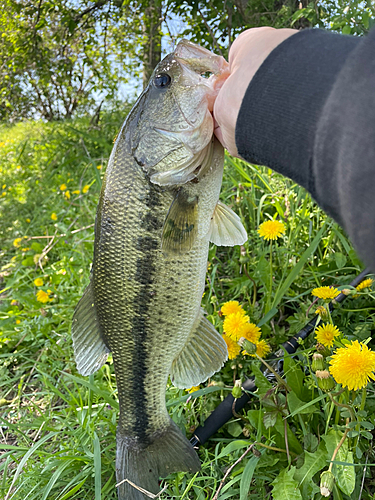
left=255, top=339, right=271, bottom=358
left=239, top=322, right=261, bottom=343
left=21, top=247, right=30, bottom=252
left=51, top=212, right=57, bottom=221
left=82, top=185, right=90, bottom=194
left=221, top=300, right=245, bottom=316
left=223, top=334, right=241, bottom=360
left=11, top=299, right=18, bottom=306
left=186, top=385, right=200, bottom=393
left=312, top=286, right=340, bottom=300
left=2, top=192, right=6, bottom=196
left=13, top=237, right=22, bottom=247
left=223, top=312, right=250, bottom=341
left=36, top=290, right=50, bottom=303
left=315, top=323, right=341, bottom=348
left=258, top=220, right=285, bottom=241
left=26, top=218, right=30, bottom=223
left=329, top=340, right=375, bottom=391
left=244, top=339, right=271, bottom=358
left=60, top=183, right=67, bottom=191
left=34, top=278, right=44, bottom=287
left=2, top=184, right=5, bottom=189
left=16, top=319, right=21, bottom=324
left=97, top=165, right=102, bottom=170
left=72, top=190, right=80, bottom=194
left=356, top=278, right=374, bottom=292
left=64, top=190, right=71, bottom=199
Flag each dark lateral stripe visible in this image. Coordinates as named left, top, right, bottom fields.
left=131, top=185, right=162, bottom=443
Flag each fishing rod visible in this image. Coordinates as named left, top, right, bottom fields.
left=190, top=267, right=372, bottom=447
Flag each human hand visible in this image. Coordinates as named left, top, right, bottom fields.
left=213, top=27, right=298, bottom=157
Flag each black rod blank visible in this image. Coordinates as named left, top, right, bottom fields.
left=190, top=267, right=372, bottom=447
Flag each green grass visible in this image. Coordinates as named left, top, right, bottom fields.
left=1, top=115, right=375, bottom=499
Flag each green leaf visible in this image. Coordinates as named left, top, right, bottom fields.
left=227, top=422, right=243, bottom=438
left=334, top=252, right=347, bottom=269
left=216, top=440, right=251, bottom=460
left=287, top=391, right=317, bottom=416
left=62, top=372, right=119, bottom=410
left=41, top=459, right=75, bottom=500
left=293, top=442, right=327, bottom=498
left=263, top=411, right=278, bottom=429
left=167, top=385, right=229, bottom=407
left=258, top=307, right=278, bottom=327
left=287, top=394, right=326, bottom=418
left=342, top=25, right=352, bottom=35
left=274, top=414, right=303, bottom=455
left=272, top=466, right=303, bottom=500
left=239, top=455, right=260, bottom=500
left=58, top=478, right=88, bottom=500
left=322, top=430, right=355, bottom=495
left=93, top=432, right=101, bottom=500
left=284, top=356, right=304, bottom=399
left=272, top=221, right=330, bottom=308
left=336, top=451, right=355, bottom=495
left=5, top=432, right=59, bottom=495
left=303, top=433, right=319, bottom=453
left=252, top=363, right=272, bottom=397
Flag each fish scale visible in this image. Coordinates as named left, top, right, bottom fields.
left=72, top=39, right=247, bottom=500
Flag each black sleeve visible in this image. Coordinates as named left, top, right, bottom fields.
left=235, top=28, right=375, bottom=271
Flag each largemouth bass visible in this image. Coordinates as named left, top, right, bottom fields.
left=72, top=40, right=247, bottom=500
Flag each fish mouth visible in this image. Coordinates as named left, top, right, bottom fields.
left=174, top=40, right=229, bottom=112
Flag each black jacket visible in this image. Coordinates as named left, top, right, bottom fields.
left=236, top=28, right=375, bottom=271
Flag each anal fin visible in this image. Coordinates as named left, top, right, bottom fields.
left=210, top=201, right=248, bottom=246
left=71, top=282, right=110, bottom=376
left=170, top=311, right=228, bottom=388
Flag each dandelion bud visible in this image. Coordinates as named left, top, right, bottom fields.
left=316, top=343, right=331, bottom=358
left=239, top=337, right=257, bottom=355
left=316, top=370, right=335, bottom=391
left=320, top=470, right=335, bottom=497
left=315, top=305, right=328, bottom=320
left=242, top=426, right=251, bottom=438
left=232, top=379, right=242, bottom=399
left=33, top=253, right=41, bottom=264
left=312, top=353, right=324, bottom=372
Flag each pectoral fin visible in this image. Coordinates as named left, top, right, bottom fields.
left=161, top=189, right=198, bottom=254
left=71, top=283, right=110, bottom=376
left=209, top=201, right=248, bottom=246
left=170, top=311, right=228, bottom=388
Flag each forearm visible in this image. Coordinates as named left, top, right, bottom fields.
left=236, top=28, right=375, bottom=270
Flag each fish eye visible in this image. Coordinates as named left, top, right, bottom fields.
left=154, top=73, right=171, bottom=88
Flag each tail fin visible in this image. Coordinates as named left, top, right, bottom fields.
left=116, top=419, right=200, bottom=500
